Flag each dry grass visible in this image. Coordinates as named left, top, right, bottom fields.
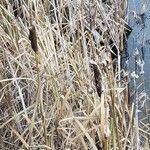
left=0, top=0, right=149, bottom=149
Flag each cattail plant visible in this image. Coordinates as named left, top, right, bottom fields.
left=28, top=24, right=48, bottom=147
left=0, top=0, right=149, bottom=149
left=29, top=25, right=38, bottom=53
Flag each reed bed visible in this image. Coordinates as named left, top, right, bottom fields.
left=0, top=0, right=149, bottom=149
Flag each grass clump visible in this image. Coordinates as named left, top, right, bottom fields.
left=0, top=0, right=149, bottom=149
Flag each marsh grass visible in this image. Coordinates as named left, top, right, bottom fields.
left=0, top=0, right=149, bottom=149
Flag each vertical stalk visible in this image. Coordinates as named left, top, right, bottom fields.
left=28, top=24, right=48, bottom=147
left=106, top=67, right=121, bottom=150
left=134, top=52, right=140, bottom=149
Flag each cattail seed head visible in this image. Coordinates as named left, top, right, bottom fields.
left=29, top=25, right=38, bottom=53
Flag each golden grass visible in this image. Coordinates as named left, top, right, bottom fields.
left=0, top=0, right=149, bottom=149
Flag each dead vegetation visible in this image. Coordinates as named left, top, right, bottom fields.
left=0, top=0, right=149, bottom=149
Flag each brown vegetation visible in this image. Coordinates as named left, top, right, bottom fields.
left=0, top=0, right=149, bottom=149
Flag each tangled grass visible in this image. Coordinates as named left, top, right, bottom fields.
left=0, top=0, right=149, bottom=149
